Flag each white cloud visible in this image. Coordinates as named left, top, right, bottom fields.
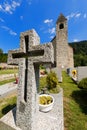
left=66, top=13, right=76, bottom=20
left=0, top=18, right=4, bottom=22
left=83, top=13, right=87, bottom=18
left=48, top=27, right=55, bottom=34
left=4, top=3, right=12, bottom=14
left=73, top=39, right=78, bottom=42
left=0, top=5, right=3, bottom=10
left=44, top=19, right=53, bottom=24
left=66, top=12, right=81, bottom=20
left=12, top=1, right=20, bottom=8
left=1, top=26, right=9, bottom=30
left=75, top=13, right=81, bottom=18
left=1, top=26, right=17, bottom=36
left=0, top=1, right=21, bottom=14
left=9, top=30, right=17, bottom=36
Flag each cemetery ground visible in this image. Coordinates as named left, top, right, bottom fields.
left=0, top=70, right=87, bottom=130
left=0, top=68, right=18, bottom=85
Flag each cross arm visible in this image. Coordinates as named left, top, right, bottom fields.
left=7, top=49, right=21, bottom=65
left=29, top=42, right=54, bottom=64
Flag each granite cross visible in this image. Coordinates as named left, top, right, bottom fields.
left=8, top=29, right=54, bottom=130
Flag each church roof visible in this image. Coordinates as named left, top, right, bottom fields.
left=56, top=13, right=67, bottom=24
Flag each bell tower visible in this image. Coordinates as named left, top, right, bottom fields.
left=56, top=14, right=69, bottom=69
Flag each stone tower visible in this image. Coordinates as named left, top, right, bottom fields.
left=52, top=14, right=74, bottom=69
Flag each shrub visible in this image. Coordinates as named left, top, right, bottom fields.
left=78, top=77, right=87, bottom=91
left=46, top=71, right=58, bottom=89
left=40, top=64, right=45, bottom=70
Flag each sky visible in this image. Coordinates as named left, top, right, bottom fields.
left=0, top=0, right=87, bottom=53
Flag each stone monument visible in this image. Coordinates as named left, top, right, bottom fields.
left=8, top=29, right=54, bottom=130
left=0, top=29, right=64, bottom=130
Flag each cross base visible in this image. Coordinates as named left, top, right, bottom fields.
left=0, top=90, right=64, bottom=130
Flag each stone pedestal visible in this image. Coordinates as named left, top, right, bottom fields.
left=0, top=89, right=64, bottom=130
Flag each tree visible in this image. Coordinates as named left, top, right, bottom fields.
left=69, top=41, right=87, bottom=66
left=0, top=48, right=3, bottom=54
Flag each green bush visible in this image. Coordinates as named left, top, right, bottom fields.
left=40, top=64, right=45, bottom=70
left=78, top=77, right=87, bottom=90
left=46, top=71, right=58, bottom=89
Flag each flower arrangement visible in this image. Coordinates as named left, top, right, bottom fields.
left=72, top=69, right=77, bottom=78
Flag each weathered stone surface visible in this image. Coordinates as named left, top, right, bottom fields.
left=7, top=29, right=54, bottom=130
left=0, top=108, right=21, bottom=130
left=0, top=89, right=64, bottom=130
left=52, top=14, right=74, bottom=69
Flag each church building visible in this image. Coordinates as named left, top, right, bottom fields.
left=52, top=14, right=74, bottom=69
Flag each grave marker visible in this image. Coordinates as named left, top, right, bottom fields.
left=8, top=29, right=54, bottom=130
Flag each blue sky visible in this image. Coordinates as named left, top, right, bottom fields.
left=0, top=0, right=87, bottom=53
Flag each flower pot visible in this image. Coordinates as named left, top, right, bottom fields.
left=39, top=94, right=54, bottom=112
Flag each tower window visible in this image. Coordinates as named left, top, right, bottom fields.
left=59, top=23, right=64, bottom=29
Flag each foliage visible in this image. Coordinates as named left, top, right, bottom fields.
left=0, top=53, right=7, bottom=63
left=46, top=71, right=58, bottom=89
left=69, top=41, right=87, bottom=67
left=39, top=76, right=47, bottom=92
left=78, top=77, right=87, bottom=90
left=40, top=64, right=45, bottom=69
left=39, top=71, right=59, bottom=93
left=0, top=48, right=3, bottom=54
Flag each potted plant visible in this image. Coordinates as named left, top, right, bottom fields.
left=39, top=71, right=59, bottom=112
left=39, top=94, right=54, bottom=112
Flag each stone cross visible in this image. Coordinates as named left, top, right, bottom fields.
left=8, top=29, right=54, bottom=130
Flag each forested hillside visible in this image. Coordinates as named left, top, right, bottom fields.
left=0, top=48, right=7, bottom=63
left=69, top=40, right=87, bottom=67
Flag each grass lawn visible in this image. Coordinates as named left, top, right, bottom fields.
left=0, top=78, right=15, bottom=86
left=0, top=69, right=18, bottom=75
left=59, top=71, right=87, bottom=130
left=0, top=68, right=18, bottom=85
left=0, top=93, right=17, bottom=118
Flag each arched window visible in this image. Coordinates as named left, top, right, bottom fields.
left=59, top=23, right=64, bottom=29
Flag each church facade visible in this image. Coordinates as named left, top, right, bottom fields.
left=52, top=14, right=74, bottom=69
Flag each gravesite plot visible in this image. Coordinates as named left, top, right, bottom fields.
left=0, top=29, right=64, bottom=130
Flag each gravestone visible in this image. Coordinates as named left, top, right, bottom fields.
left=77, top=66, right=87, bottom=82
left=52, top=67, right=62, bottom=82
left=7, top=29, right=54, bottom=130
